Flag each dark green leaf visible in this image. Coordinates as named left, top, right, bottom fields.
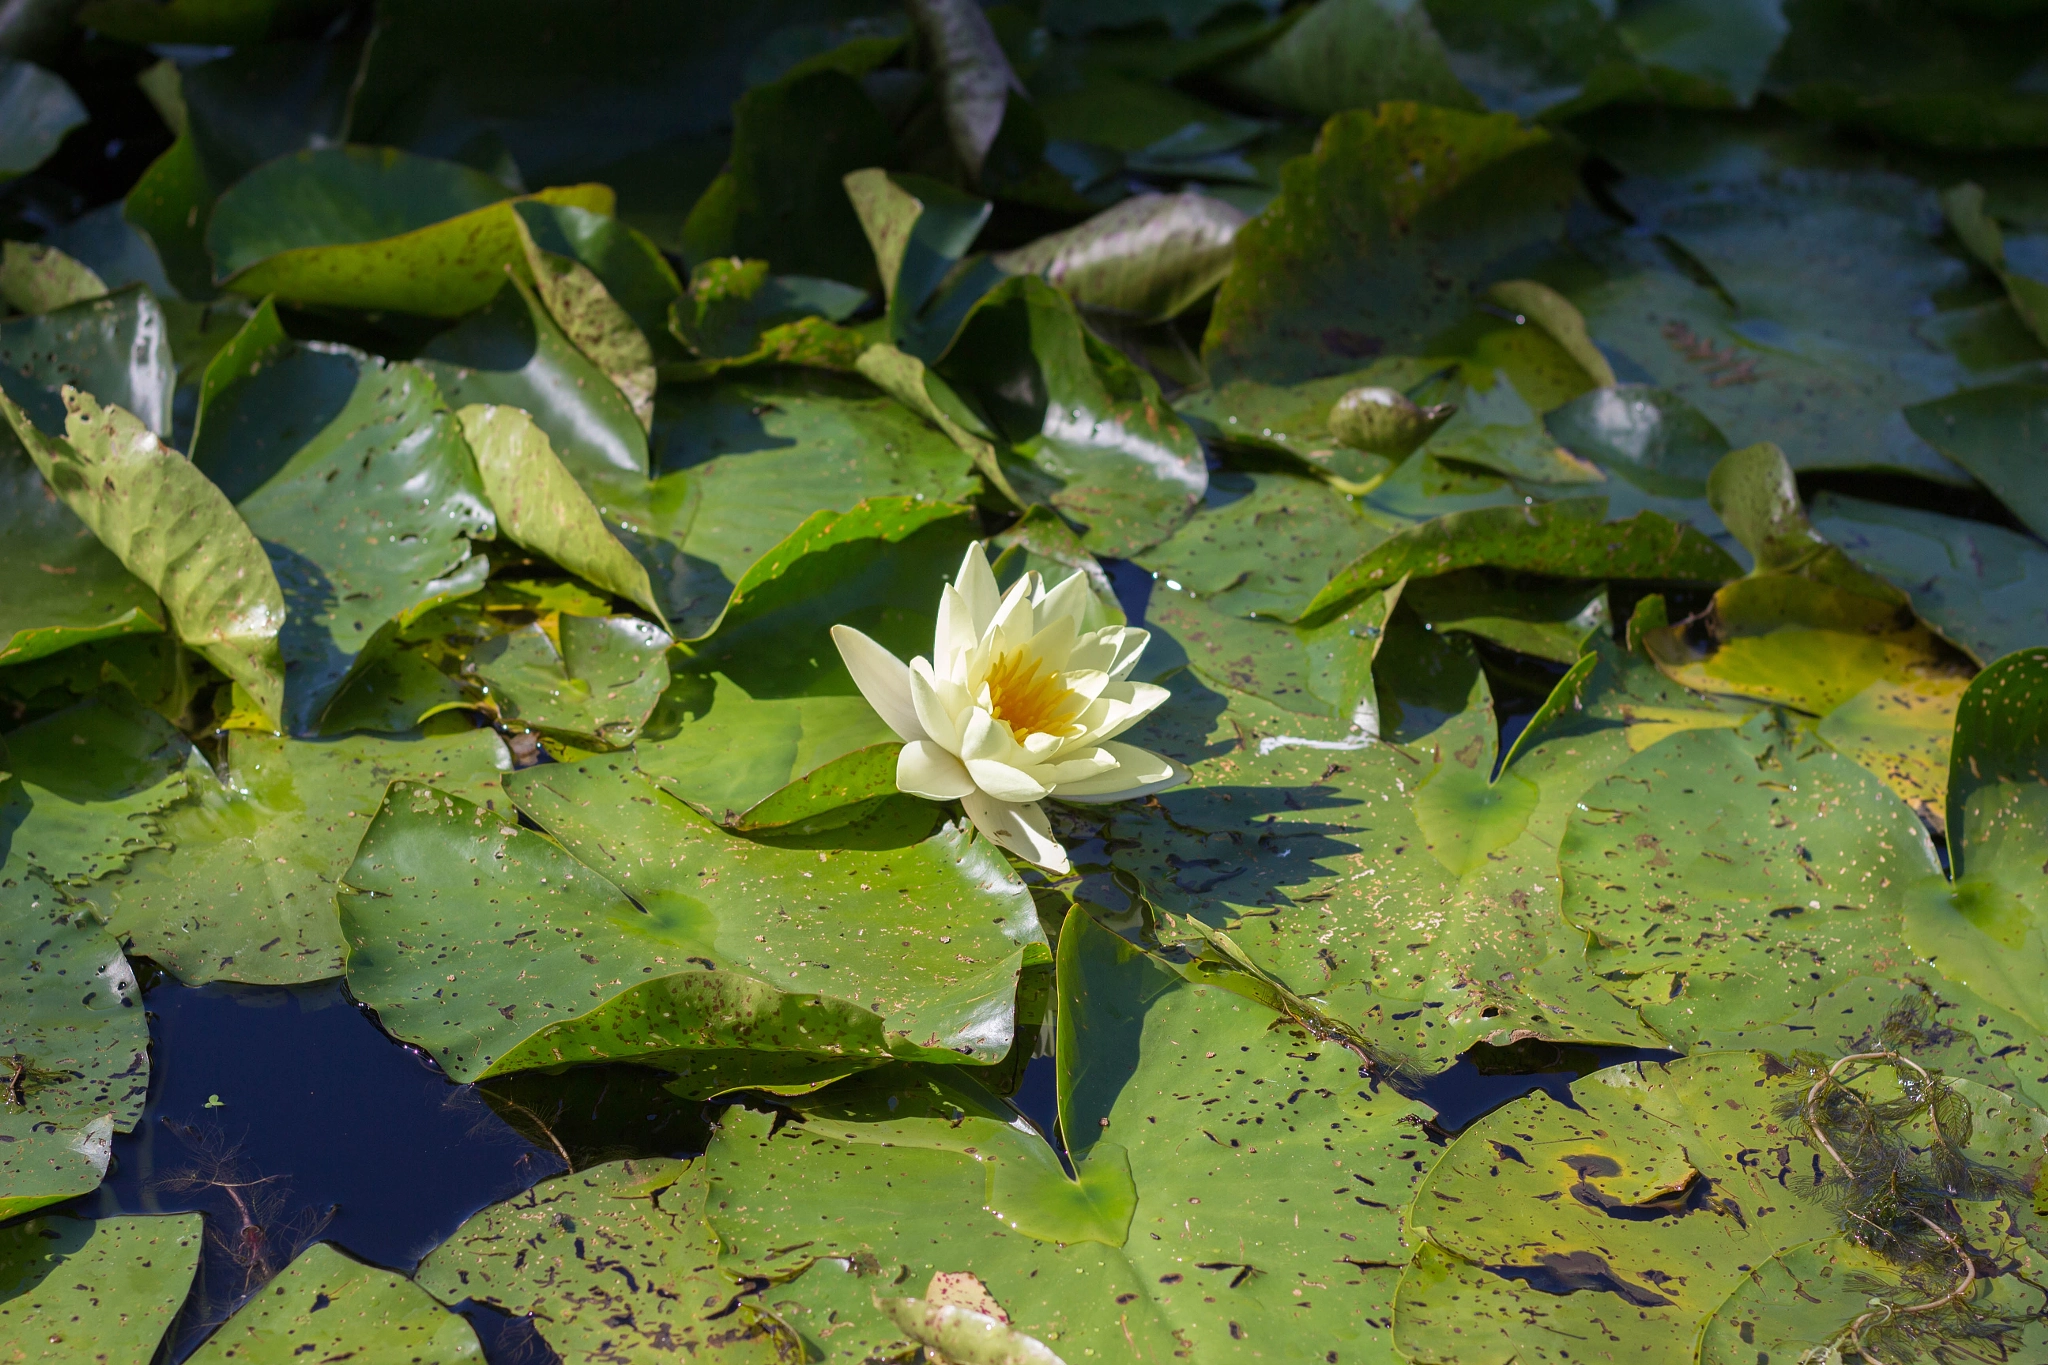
left=185, top=1241, right=482, bottom=1363
left=418, top=275, right=649, bottom=479
left=415, top=1158, right=788, bottom=1361
left=207, top=146, right=613, bottom=316
left=0, top=1214, right=201, bottom=1357
left=937, top=276, right=1206, bottom=557
left=1302, top=497, right=1739, bottom=624
left=1217, top=0, right=1478, bottom=117
left=0, top=57, right=84, bottom=180
left=99, top=729, right=509, bottom=986
left=0, top=876, right=149, bottom=1219
left=1204, top=103, right=1580, bottom=384
left=0, top=287, right=174, bottom=439
left=991, top=190, right=1245, bottom=323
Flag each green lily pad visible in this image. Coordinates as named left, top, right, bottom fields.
left=3, top=692, right=202, bottom=887
left=186, top=1241, right=481, bottom=1364
left=0, top=59, right=85, bottom=181
left=937, top=275, right=1206, bottom=558
left=990, top=190, right=1246, bottom=323
left=415, top=1157, right=788, bottom=1361
left=636, top=673, right=898, bottom=822
left=623, top=369, right=977, bottom=637
left=469, top=613, right=671, bottom=747
left=0, top=429, right=162, bottom=668
left=419, top=274, right=649, bottom=480
left=0, top=880, right=149, bottom=1221
left=844, top=168, right=1000, bottom=360
left=706, top=914, right=1432, bottom=1360
left=455, top=404, right=662, bottom=623
left=1109, top=675, right=1652, bottom=1075
left=681, top=68, right=894, bottom=291
left=677, top=495, right=978, bottom=699
left=1560, top=710, right=1941, bottom=1049
left=0, top=1214, right=202, bottom=1361
left=207, top=145, right=613, bottom=317
left=0, top=241, right=106, bottom=315
left=1902, top=648, right=2048, bottom=1036
left=1902, top=382, right=2048, bottom=543
left=667, top=257, right=867, bottom=365
left=1544, top=383, right=1730, bottom=496
left=1812, top=492, right=2048, bottom=667
left=341, top=764, right=1044, bottom=1081
left=1215, top=0, right=1476, bottom=117
left=1393, top=1051, right=1842, bottom=1364
left=0, top=387, right=287, bottom=725
left=1202, top=103, right=1580, bottom=384
left=512, top=213, right=656, bottom=431
left=1301, top=496, right=1739, bottom=624
left=0, top=287, right=174, bottom=440
left=191, top=307, right=495, bottom=732
left=97, top=728, right=508, bottom=986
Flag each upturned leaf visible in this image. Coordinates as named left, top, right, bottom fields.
left=0, top=386, right=287, bottom=723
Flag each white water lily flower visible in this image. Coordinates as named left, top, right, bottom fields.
left=831, top=543, right=1185, bottom=873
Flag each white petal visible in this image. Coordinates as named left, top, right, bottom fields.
left=1019, top=611, right=1078, bottom=673
left=1107, top=626, right=1152, bottom=681
left=1077, top=679, right=1171, bottom=744
left=897, top=740, right=975, bottom=799
left=831, top=625, right=926, bottom=743
left=1043, top=747, right=1117, bottom=784
left=962, top=789, right=1070, bottom=873
left=967, top=756, right=1051, bottom=803
left=988, top=573, right=1037, bottom=650
left=1053, top=742, right=1188, bottom=803
left=956, top=542, right=1002, bottom=634
left=1034, top=570, right=1093, bottom=630
left=908, top=660, right=962, bottom=752
left=959, top=708, right=1018, bottom=762
left=934, top=583, right=977, bottom=672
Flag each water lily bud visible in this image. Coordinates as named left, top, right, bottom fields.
left=1328, top=386, right=1454, bottom=457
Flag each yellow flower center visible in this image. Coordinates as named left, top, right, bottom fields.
left=985, top=648, right=1083, bottom=742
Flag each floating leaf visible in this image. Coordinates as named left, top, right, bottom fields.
left=1812, top=491, right=2048, bottom=667
left=193, top=305, right=496, bottom=731
left=0, top=880, right=149, bottom=1220
left=1560, top=710, right=1940, bottom=1049
left=469, top=613, right=671, bottom=747
left=208, top=145, right=613, bottom=317
left=418, top=274, right=649, bottom=480
left=906, top=0, right=1024, bottom=182
left=668, top=257, right=866, bottom=364
left=1902, top=649, right=2048, bottom=1036
left=0, top=428, right=162, bottom=667
left=680, top=68, right=895, bottom=290
left=416, top=1158, right=788, bottom=1361
left=2, top=692, right=202, bottom=886
left=513, top=212, right=657, bottom=430
left=991, top=190, right=1247, bottom=323
left=1901, top=380, right=2048, bottom=543
left=0, top=287, right=174, bottom=439
left=637, top=674, right=898, bottom=822
left=186, top=1241, right=481, bottom=1364
left=1203, top=103, right=1580, bottom=383
left=1215, top=0, right=1477, bottom=116
left=99, top=729, right=508, bottom=986
left=0, top=241, right=105, bottom=314
left=1302, top=496, right=1738, bottom=624
left=1394, top=1052, right=1840, bottom=1363
left=456, top=404, right=662, bottom=623
left=0, top=1214, right=201, bottom=1360
left=937, top=276, right=1206, bottom=557
left=0, top=58, right=85, bottom=181
left=0, top=387, right=287, bottom=723
left=341, top=767, right=1043, bottom=1081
